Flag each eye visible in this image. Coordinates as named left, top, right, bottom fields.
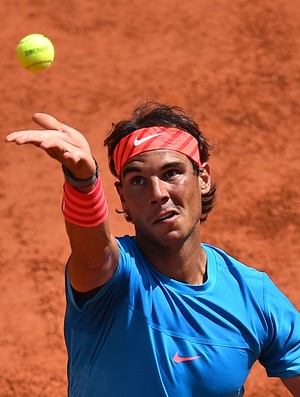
left=132, top=176, right=145, bottom=186
left=164, top=169, right=179, bottom=180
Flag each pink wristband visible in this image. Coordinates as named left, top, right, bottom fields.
left=62, top=177, right=108, bottom=227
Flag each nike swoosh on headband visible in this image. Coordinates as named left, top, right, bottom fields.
left=113, top=126, right=202, bottom=177
left=133, top=132, right=166, bottom=146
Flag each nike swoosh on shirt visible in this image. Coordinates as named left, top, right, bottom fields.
left=133, top=132, right=165, bottom=146
left=173, top=352, right=203, bottom=363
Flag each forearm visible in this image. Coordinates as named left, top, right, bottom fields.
left=66, top=220, right=119, bottom=292
left=62, top=169, right=119, bottom=291
left=5, top=113, right=120, bottom=291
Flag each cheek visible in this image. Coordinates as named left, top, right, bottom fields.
left=122, top=193, right=145, bottom=218
left=181, top=184, right=203, bottom=216
left=178, top=179, right=201, bottom=201
left=123, top=191, right=143, bottom=209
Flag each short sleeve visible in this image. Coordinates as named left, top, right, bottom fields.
left=259, top=274, right=300, bottom=378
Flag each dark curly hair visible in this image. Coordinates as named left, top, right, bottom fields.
left=104, top=101, right=216, bottom=222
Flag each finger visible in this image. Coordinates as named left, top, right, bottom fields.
left=32, top=113, right=63, bottom=131
left=5, top=130, right=64, bottom=144
left=5, top=130, right=46, bottom=144
left=5, top=132, right=18, bottom=142
left=6, top=127, right=87, bottom=165
left=33, top=113, right=79, bottom=136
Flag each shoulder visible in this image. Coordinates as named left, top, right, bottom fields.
left=203, top=244, right=300, bottom=332
left=116, top=235, right=137, bottom=251
left=205, top=244, right=298, bottom=307
left=116, top=235, right=143, bottom=262
left=116, top=235, right=151, bottom=279
left=203, top=243, right=265, bottom=282
left=202, top=243, right=294, bottom=313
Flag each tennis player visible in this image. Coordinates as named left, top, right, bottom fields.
left=6, top=102, right=300, bottom=396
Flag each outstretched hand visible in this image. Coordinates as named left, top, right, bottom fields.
left=5, top=113, right=96, bottom=179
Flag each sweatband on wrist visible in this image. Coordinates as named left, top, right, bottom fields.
left=62, top=177, right=108, bottom=227
left=112, top=126, right=201, bottom=177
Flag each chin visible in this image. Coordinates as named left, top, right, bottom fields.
left=156, top=230, right=188, bottom=247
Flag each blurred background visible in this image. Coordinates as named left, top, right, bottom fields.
left=0, top=0, right=299, bottom=395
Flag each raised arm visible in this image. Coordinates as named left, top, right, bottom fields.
left=5, top=114, right=119, bottom=292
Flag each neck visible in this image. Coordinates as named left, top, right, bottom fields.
left=136, top=233, right=207, bottom=285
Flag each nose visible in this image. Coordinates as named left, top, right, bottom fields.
left=149, top=177, right=170, bottom=205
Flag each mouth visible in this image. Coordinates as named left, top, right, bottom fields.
left=154, top=210, right=179, bottom=223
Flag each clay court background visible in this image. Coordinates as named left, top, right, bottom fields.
left=1, top=0, right=300, bottom=396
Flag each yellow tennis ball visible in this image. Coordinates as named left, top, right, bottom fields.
left=16, top=33, right=55, bottom=72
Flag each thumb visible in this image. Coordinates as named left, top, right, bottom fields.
left=32, top=113, right=73, bottom=134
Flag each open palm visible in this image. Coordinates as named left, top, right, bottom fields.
left=6, top=113, right=96, bottom=179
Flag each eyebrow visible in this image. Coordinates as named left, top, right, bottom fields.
left=122, top=165, right=141, bottom=179
left=121, top=160, right=186, bottom=179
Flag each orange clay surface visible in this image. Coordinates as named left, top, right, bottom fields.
left=1, top=1, right=299, bottom=396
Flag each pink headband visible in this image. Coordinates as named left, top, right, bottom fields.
left=113, top=126, right=201, bottom=177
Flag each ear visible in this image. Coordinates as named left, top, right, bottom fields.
left=114, top=181, right=128, bottom=211
left=198, top=163, right=211, bottom=194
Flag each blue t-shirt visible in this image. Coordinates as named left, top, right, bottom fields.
left=64, top=236, right=300, bottom=397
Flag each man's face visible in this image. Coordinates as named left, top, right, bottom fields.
left=116, top=150, right=211, bottom=248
